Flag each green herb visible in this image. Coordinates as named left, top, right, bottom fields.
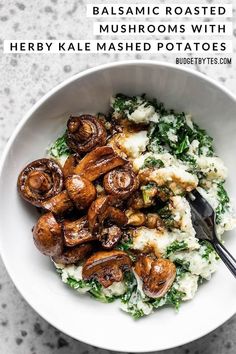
left=174, top=258, right=190, bottom=271
left=175, top=135, right=190, bottom=155
left=215, top=182, right=230, bottom=224
left=120, top=272, right=137, bottom=303
left=66, top=277, right=115, bottom=303
left=120, top=272, right=152, bottom=319
left=166, top=240, right=188, bottom=256
left=193, top=124, right=214, bottom=156
left=158, top=205, right=175, bottom=228
left=200, top=240, right=219, bottom=262
left=148, top=109, right=214, bottom=161
left=67, top=277, right=89, bottom=290
left=141, top=183, right=157, bottom=205
left=89, top=280, right=116, bottom=303
left=112, top=94, right=140, bottom=115
left=152, top=287, right=185, bottom=310
left=116, top=234, right=133, bottom=251
left=142, top=157, right=164, bottom=169
left=48, top=133, right=70, bottom=158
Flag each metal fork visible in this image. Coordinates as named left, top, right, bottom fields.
left=186, top=189, right=236, bottom=278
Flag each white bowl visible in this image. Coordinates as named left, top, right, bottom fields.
left=0, top=61, right=236, bottom=352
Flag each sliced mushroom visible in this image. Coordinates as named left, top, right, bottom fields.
left=103, top=165, right=139, bottom=199
left=42, top=190, right=73, bottom=215
left=17, top=158, right=63, bottom=207
left=33, top=212, right=63, bottom=256
left=82, top=250, right=132, bottom=288
left=63, top=154, right=80, bottom=178
left=87, top=196, right=127, bottom=249
left=87, top=195, right=112, bottom=233
left=74, top=146, right=126, bottom=181
left=63, top=216, right=96, bottom=247
left=67, top=115, right=107, bottom=154
left=52, top=243, right=94, bottom=265
left=135, top=255, right=176, bottom=298
left=65, top=175, right=96, bottom=210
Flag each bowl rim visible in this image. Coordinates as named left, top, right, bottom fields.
left=0, top=60, right=236, bottom=352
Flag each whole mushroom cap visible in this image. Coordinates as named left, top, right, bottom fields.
left=103, top=165, right=139, bottom=199
left=135, top=255, right=176, bottom=298
left=33, top=212, right=63, bottom=257
left=17, top=158, right=64, bottom=207
left=65, top=175, right=96, bottom=210
left=67, top=115, right=107, bottom=154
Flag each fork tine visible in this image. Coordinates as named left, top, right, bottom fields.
left=186, top=189, right=214, bottom=219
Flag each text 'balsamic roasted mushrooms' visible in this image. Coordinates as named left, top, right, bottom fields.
left=17, top=158, right=64, bottom=207
left=103, top=165, right=139, bottom=199
left=67, top=115, right=107, bottom=154
left=33, top=212, right=63, bottom=257
left=82, top=250, right=132, bottom=288
left=135, top=255, right=176, bottom=298
left=74, top=146, right=126, bottom=181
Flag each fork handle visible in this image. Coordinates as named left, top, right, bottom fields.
left=212, top=240, right=236, bottom=278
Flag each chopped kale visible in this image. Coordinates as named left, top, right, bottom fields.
left=120, top=271, right=137, bottom=304
left=166, top=240, right=188, bottom=256
left=67, top=277, right=89, bottom=290
left=89, top=280, right=116, bottom=303
left=152, top=287, right=185, bottom=310
left=120, top=272, right=152, bottom=319
left=200, top=240, right=219, bottom=262
left=66, top=277, right=115, bottom=303
left=116, top=234, right=133, bottom=251
left=142, top=156, right=164, bottom=169
left=158, top=204, right=175, bottom=228
left=174, top=258, right=190, bottom=271
left=141, top=183, right=157, bottom=205
left=148, top=110, right=214, bottom=161
left=48, top=133, right=70, bottom=158
left=215, top=182, right=230, bottom=223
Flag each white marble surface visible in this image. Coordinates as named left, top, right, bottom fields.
left=0, top=0, right=236, bottom=353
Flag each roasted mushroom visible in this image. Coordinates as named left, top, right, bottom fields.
left=17, top=158, right=63, bottom=207
left=126, top=209, right=146, bottom=227
left=103, top=165, right=139, bottom=199
left=135, top=255, right=176, bottom=298
left=99, top=225, right=122, bottom=250
left=87, top=196, right=127, bottom=249
left=65, top=175, right=96, bottom=210
left=67, top=115, right=107, bottom=154
left=63, top=154, right=80, bottom=178
left=74, top=146, right=126, bottom=181
left=42, top=175, right=96, bottom=215
left=145, top=213, right=163, bottom=229
left=42, top=190, right=73, bottom=215
left=82, top=250, right=132, bottom=287
left=52, top=243, right=94, bottom=265
left=33, top=212, right=63, bottom=256
left=63, top=216, right=96, bottom=247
